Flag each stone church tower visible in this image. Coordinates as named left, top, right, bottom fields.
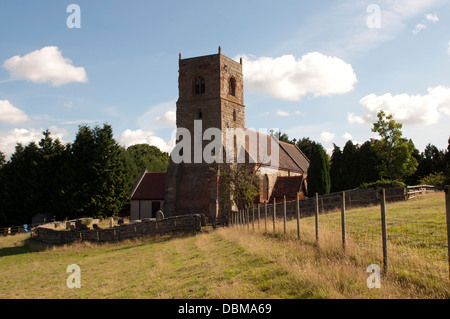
left=164, top=47, right=245, bottom=219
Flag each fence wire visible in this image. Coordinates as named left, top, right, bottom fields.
left=228, top=189, right=449, bottom=284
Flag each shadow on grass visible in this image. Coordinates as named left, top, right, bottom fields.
left=0, top=236, right=49, bottom=258
left=0, top=231, right=202, bottom=258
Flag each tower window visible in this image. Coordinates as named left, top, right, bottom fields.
left=198, top=109, right=203, bottom=119
left=194, top=76, right=206, bottom=95
left=233, top=110, right=237, bottom=122
left=229, top=77, right=236, bottom=96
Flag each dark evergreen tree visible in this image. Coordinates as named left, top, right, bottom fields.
left=329, top=144, right=344, bottom=193
left=356, top=140, right=381, bottom=186
left=306, top=142, right=331, bottom=196
left=341, top=140, right=359, bottom=190
left=70, top=124, right=128, bottom=219
left=296, top=137, right=315, bottom=160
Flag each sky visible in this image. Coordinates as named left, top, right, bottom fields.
left=0, top=0, right=450, bottom=158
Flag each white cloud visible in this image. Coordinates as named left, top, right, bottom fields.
left=0, top=126, right=68, bottom=158
left=320, top=131, right=336, bottom=143
left=156, top=110, right=176, bottom=128
left=343, top=132, right=353, bottom=141
left=352, top=86, right=450, bottom=125
left=3, top=46, right=87, bottom=86
left=237, top=52, right=357, bottom=101
left=425, top=13, right=439, bottom=23
left=63, top=101, right=74, bottom=108
left=118, top=129, right=175, bottom=153
left=275, top=110, right=289, bottom=117
left=0, top=99, right=29, bottom=124
left=61, top=119, right=99, bottom=125
left=413, top=23, right=427, bottom=35
left=347, top=112, right=365, bottom=124
left=292, top=0, right=444, bottom=56
left=138, top=100, right=176, bottom=130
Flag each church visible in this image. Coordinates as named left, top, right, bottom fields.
left=130, top=48, right=310, bottom=221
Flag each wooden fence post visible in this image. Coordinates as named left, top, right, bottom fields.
left=341, top=191, right=346, bottom=251
left=252, top=206, right=255, bottom=231
left=380, top=188, right=388, bottom=273
left=240, top=210, right=243, bottom=227
left=445, top=185, right=450, bottom=282
left=247, top=208, right=250, bottom=231
left=257, top=204, right=261, bottom=231
left=283, top=196, right=287, bottom=234
left=296, top=193, right=300, bottom=239
left=273, top=198, right=276, bottom=233
left=264, top=201, right=268, bottom=232
left=315, top=193, right=319, bottom=243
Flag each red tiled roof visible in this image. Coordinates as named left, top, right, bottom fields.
left=130, top=171, right=166, bottom=200
left=271, top=176, right=304, bottom=198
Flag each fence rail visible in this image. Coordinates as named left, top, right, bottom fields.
left=226, top=185, right=450, bottom=283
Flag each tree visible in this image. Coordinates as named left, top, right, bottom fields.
left=69, top=124, right=128, bottom=218
left=445, top=137, right=450, bottom=185
left=0, top=151, right=5, bottom=168
left=296, top=137, right=316, bottom=160
left=307, top=142, right=331, bottom=196
left=356, top=140, right=381, bottom=186
left=122, top=144, right=170, bottom=194
left=407, top=143, right=446, bottom=185
left=419, top=172, right=446, bottom=186
left=215, top=163, right=260, bottom=211
left=341, top=140, right=359, bottom=190
left=371, top=110, right=417, bottom=181
left=274, top=131, right=294, bottom=144
left=329, top=144, right=344, bottom=193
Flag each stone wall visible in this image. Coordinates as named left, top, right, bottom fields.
left=33, top=214, right=202, bottom=245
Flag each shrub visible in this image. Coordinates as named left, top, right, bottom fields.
left=359, top=179, right=405, bottom=189
left=419, top=172, right=446, bottom=187
left=81, top=218, right=93, bottom=226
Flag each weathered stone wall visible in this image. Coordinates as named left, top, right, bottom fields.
left=165, top=51, right=246, bottom=219
left=33, top=214, right=202, bottom=245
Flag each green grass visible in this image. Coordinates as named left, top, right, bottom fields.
left=0, top=193, right=448, bottom=299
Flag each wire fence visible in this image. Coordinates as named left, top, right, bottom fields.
left=227, top=186, right=450, bottom=284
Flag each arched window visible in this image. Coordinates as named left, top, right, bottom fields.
left=229, top=77, right=236, bottom=96
left=194, top=76, right=206, bottom=95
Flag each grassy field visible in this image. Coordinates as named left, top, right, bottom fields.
left=0, top=193, right=449, bottom=299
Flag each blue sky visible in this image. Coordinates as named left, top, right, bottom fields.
left=1, top=0, right=449, bottom=157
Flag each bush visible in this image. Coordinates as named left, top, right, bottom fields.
left=419, top=172, right=446, bottom=186
left=81, top=218, right=93, bottom=226
left=359, top=179, right=405, bottom=189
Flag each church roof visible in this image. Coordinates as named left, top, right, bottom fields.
left=130, top=170, right=166, bottom=200
left=271, top=176, right=305, bottom=198
left=243, top=129, right=310, bottom=173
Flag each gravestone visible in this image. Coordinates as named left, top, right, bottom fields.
left=155, top=210, right=164, bottom=221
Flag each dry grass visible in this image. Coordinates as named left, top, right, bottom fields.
left=0, top=193, right=448, bottom=299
